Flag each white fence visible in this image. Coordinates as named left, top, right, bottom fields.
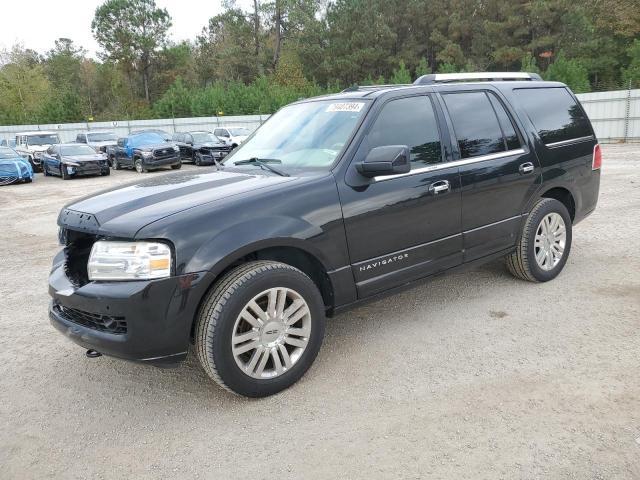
left=0, top=88, right=638, bottom=144
left=577, top=88, right=640, bottom=143
left=0, top=115, right=268, bottom=144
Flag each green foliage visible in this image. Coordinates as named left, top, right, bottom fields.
left=622, top=39, right=640, bottom=88
left=1, top=0, right=640, bottom=126
left=544, top=54, right=591, bottom=93
left=390, top=61, right=411, bottom=84
left=415, top=57, right=429, bottom=77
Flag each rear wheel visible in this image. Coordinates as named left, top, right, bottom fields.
left=195, top=261, right=325, bottom=397
left=507, top=198, right=572, bottom=282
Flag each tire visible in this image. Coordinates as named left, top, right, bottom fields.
left=23, top=178, right=33, bottom=183
left=134, top=158, right=146, bottom=173
left=101, top=168, right=111, bottom=176
left=61, top=165, right=70, bottom=180
left=42, top=164, right=49, bottom=176
left=112, top=157, right=120, bottom=170
left=507, top=198, right=572, bottom=282
left=195, top=261, right=326, bottom=397
left=171, top=163, right=182, bottom=170
left=193, top=152, right=202, bottom=166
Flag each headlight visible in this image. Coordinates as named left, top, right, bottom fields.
left=142, top=151, right=154, bottom=158
left=64, top=161, right=80, bottom=166
left=88, top=241, right=172, bottom=281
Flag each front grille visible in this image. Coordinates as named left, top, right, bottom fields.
left=53, top=304, right=127, bottom=334
left=63, top=230, right=97, bottom=287
left=152, top=148, right=175, bottom=159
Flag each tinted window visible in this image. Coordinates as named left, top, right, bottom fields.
left=515, top=88, right=592, bottom=144
left=368, top=96, right=442, bottom=168
left=488, top=93, right=521, bottom=150
left=443, top=92, right=505, bottom=159
left=76, top=134, right=85, bottom=143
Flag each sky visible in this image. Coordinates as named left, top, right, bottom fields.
left=0, top=0, right=253, bottom=58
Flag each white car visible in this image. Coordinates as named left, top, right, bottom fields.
left=75, top=131, right=119, bottom=153
left=14, top=131, right=62, bottom=172
left=213, top=127, right=251, bottom=147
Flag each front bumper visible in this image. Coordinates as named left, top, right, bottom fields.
left=198, top=150, right=230, bottom=165
left=67, top=163, right=109, bottom=176
left=48, top=255, right=213, bottom=366
left=144, top=154, right=180, bottom=169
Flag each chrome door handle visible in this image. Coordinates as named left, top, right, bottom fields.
left=429, top=180, right=450, bottom=194
left=519, top=162, right=534, bottom=174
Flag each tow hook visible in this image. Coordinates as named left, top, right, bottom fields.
left=85, top=349, right=102, bottom=358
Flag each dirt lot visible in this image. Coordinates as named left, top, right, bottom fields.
left=0, top=145, right=639, bottom=479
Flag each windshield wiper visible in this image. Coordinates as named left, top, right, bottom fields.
left=232, top=157, right=290, bottom=177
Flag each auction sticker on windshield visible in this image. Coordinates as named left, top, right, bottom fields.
left=326, top=102, right=365, bottom=112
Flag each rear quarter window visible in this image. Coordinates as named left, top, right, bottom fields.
left=514, top=87, right=592, bottom=145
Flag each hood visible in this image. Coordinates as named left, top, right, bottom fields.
left=136, top=142, right=173, bottom=151
left=59, top=169, right=295, bottom=237
left=0, top=156, right=28, bottom=165
left=63, top=154, right=107, bottom=163
left=28, top=145, right=52, bottom=152
left=88, top=140, right=117, bottom=148
left=198, top=142, right=228, bottom=148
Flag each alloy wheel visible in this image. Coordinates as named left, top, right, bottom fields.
left=232, top=287, right=311, bottom=379
left=534, top=212, right=566, bottom=271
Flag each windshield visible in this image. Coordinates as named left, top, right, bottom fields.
left=228, top=128, right=250, bottom=136
left=87, top=132, right=117, bottom=142
left=224, top=100, right=368, bottom=170
left=0, top=147, right=19, bottom=159
left=192, top=132, right=219, bottom=143
left=27, top=134, right=60, bottom=146
left=129, top=133, right=166, bottom=147
left=61, top=145, right=98, bottom=156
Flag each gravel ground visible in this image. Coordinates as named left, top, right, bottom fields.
left=0, top=145, right=639, bottom=479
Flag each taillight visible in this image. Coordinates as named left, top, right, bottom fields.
left=592, top=144, right=602, bottom=170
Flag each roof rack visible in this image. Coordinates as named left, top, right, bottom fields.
left=413, top=72, right=542, bottom=85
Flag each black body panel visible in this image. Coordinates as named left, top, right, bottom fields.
left=49, top=79, right=600, bottom=364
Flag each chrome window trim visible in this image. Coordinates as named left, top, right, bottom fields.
left=545, top=135, right=594, bottom=148
left=373, top=148, right=526, bottom=182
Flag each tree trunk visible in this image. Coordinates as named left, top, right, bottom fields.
left=253, top=0, right=260, bottom=57
left=272, top=0, right=282, bottom=69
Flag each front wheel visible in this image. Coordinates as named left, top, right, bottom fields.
left=507, top=198, right=572, bottom=282
left=195, top=261, right=326, bottom=397
left=111, top=157, right=120, bottom=170
left=134, top=158, right=147, bottom=173
left=171, top=163, right=182, bottom=170
left=61, top=165, right=70, bottom=180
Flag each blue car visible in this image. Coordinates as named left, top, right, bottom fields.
left=106, top=132, right=181, bottom=173
left=0, top=146, right=34, bottom=185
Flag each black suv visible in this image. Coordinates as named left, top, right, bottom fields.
left=172, top=131, right=232, bottom=166
left=49, top=72, right=601, bottom=397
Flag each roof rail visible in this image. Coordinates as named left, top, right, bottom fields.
left=341, top=84, right=413, bottom=92
left=413, top=72, right=542, bottom=85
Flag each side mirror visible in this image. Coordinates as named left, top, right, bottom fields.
left=356, top=145, right=411, bottom=178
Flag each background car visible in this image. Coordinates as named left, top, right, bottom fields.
left=42, top=144, right=110, bottom=180
left=14, top=131, right=61, bottom=172
left=75, top=131, right=119, bottom=153
left=172, top=131, right=232, bottom=165
left=0, top=146, right=34, bottom=185
left=214, top=127, right=251, bottom=147
left=107, top=132, right=181, bottom=173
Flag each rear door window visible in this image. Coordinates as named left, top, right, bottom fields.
left=442, top=91, right=506, bottom=159
left=367, top=95, right=442, bottom=168
left=514, top=87, right=592, bottom=145
left=487, top=93, right=521, bottom=150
